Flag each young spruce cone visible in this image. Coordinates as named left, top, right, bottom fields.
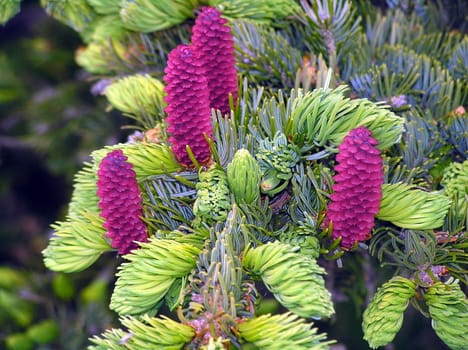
left=192, top=6, right=238, bottom=115
left=164, top=44, right=212, bottom=166
left=97, top=149, right=148, bottom=254
left=227, top=148, right=261, bottom=205
left=325, top=126, right=383, bottom=249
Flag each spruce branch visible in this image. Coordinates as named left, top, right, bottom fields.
left=349, top=63, right=419, bottom=105
left=238, top=313, right=333, bottom=350
left=391, top=112, right=445, bottom=181
left=424, top=281, right=468, bottom=350
left=441, top=110, right=468, bottom=160
left=212, top=109, right=256, bottom=168
left=412, top=32, right=463, bottom=65
left=364, top=9, right=423, bottom=54
left=232, top=21, right=303, bottom=89
left=143, top=171, right=197, bottom=231
left=362, top=276, right=417, bottom=349
left=381, top=45, right=466, bottom=117
left=448, top=36, right=468, bottom=80
left=184, top=208, right=249, bottom=347
left=0, top=0, right=21, bottom=25
left=369, top=228, right=467, bottom=284
left=251, top=89, right=291, bottom=141
left=67, top=161, right=99, bottom=218
left=212, top=79, right=263, bottom=166
left=91, top=142, right=182, bottom=180
left=89, top=315, right=195, bottom=350
left=87, top=0, right=121, bottom=15
left=40, top=0, right=97, bottom=33
left=377, top=183, right=451, bottom=229
left=243, top=241, right=334, bottom=319
left=299, top=0, right=360, bottom=74
left=110, top=238, right=201, bottom=315
left=289, top=163, right=331, bottom=223
left=193, top=165, right=232, bottom=227
left=43, top=211, right=110, bottom=273
left=119, top=0, right=197, bottom=33
left=104, top=74, right=166, bottom=130
left=286, top=85, right=404, bottom=151
left=34, top=2, right=468, bottom=348
left=207, top=0, right=301, bottom=23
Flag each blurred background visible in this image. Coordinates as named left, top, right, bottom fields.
left=0, top=1, right=127, bottom=348
left=0, top=0, right=465, bottom=349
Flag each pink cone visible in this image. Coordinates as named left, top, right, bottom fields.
left=325, top=127, right=383, bottom=249
left=192, top=7, right=238, bottom=115
left=164, top=44, right=213, bottom=166
left=97, top=149, right=148, bottom=254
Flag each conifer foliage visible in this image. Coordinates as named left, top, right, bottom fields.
left=2, top=0, right=465, bottom=349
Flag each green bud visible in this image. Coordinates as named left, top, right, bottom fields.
left=227, top=149, right=261, bottom=204
left=256, top=132, right=299, bottom=196
left=193, top=165, right=231, bottom=226
left=425, top=281, right=468, bottom=350
left=104, top=74, right=165, bottom=116
left=363, top=276, right=417, bottom=349
left=441, top=160, right=468, bottom=218
left=377, top=183, right=451, bottom=229
left=87, top=0, right=121, bottom=15
left=90, top=15, right=126, bottom=43
left=41, top=0, right=97, bottom=33
left=75, top=42, right=115, bottom=75
left=441, top=161, right=468, bottom=195
left=120, top=0, right=197, bottom=33
left=208, top=0, right=300, bottom=23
